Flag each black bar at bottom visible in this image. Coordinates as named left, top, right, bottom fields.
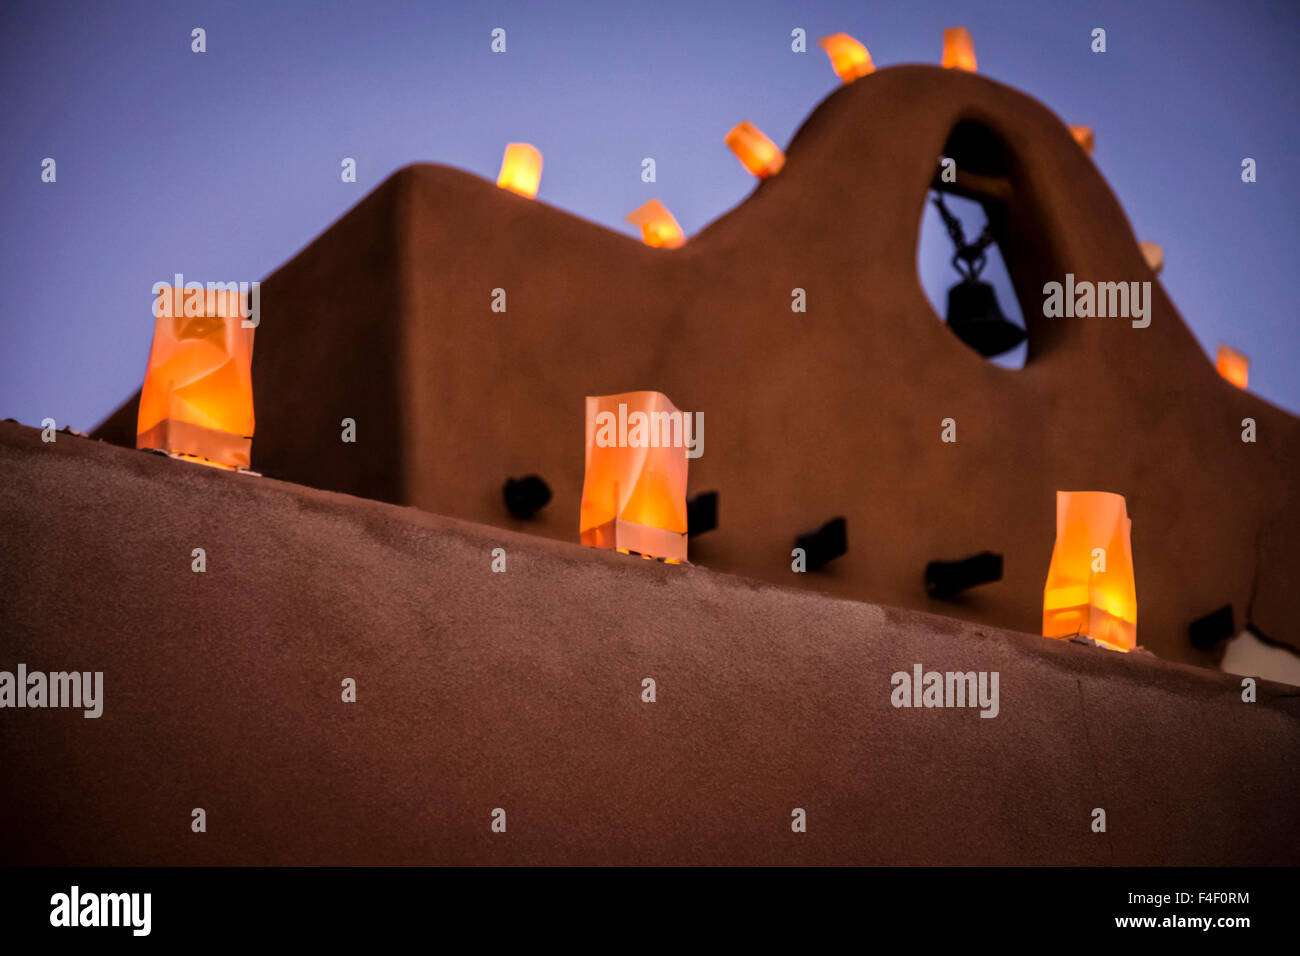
left=0, top=866, right=1287, bottom=943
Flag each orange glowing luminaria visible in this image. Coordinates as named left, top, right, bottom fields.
left=1216, top=345, right=1249, bottom=389
left=137, top=286, right=255, bottom=469
left=579, top=391, right=690, bottom=562
left=1070, top=125, right=1095, bottom=156
left=818, top=32, right=874, bottom=82
left=496, top=143, right=542, bottom=198
left=725, top=121, right=785, bottom=178
left=1042, top=491, right=1137, bottom=652
left=625, top=199, right=685, bottom=249
left=942, top=27, right=977, bottom=72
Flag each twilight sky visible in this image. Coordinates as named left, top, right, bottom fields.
left=2, top=0, right=1297, bottom=427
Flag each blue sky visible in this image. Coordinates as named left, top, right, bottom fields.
left=2, top=0, right=1297, bottom=427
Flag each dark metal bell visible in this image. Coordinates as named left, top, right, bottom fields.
left=944, top=277, right=1027, bottom=357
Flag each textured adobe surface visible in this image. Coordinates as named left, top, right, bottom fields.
left=92, top=66, right=1300, bottom=667
left=2, top=423, right=1297, bottom=865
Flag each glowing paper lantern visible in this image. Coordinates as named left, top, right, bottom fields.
left=1042, top=491, right=1137, bottom=652
left=496, top=143, right=542, bottom=198
left=579, top=391, right=689, bottom=562
left=1139, top=241, right=1163, bottom=275
left=137, top=287, right=255, bottom=469
left=1070, top=125, right=1095, bottom=156
left=725, top=121, right=785, bottom=179
left=625, top=199, right=685, bottom=249
left=942, top=27, right=977, bottom=72
left=1216, top=344, right=1249, bottom=389
left=818, top=32, right=874, bottom=82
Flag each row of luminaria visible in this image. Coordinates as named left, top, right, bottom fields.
left=130, top=26, right=1259, bottom=657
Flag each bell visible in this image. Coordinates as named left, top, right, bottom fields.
left=944, top=277, right=1026, bottom=357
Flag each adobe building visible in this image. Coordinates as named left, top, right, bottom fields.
left=4, top=64, right=1297, bottom=865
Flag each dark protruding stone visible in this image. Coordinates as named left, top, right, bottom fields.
left=687, top=491, right=718, bottom=537
left=503, top=475, right=552, bottom=519
left=796, top=517, right=847, bottom=571
left=925, top=551, right=1003, bottom=599
left=1189, top=605, right=1234, bottom=650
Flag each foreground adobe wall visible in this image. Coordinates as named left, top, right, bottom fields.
left=2, top=422, right=1296, bottom=865
left=92, top=65, right=1300, bottom=667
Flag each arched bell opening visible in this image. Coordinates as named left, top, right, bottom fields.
left=918, top=119, right=1063, bottom=366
